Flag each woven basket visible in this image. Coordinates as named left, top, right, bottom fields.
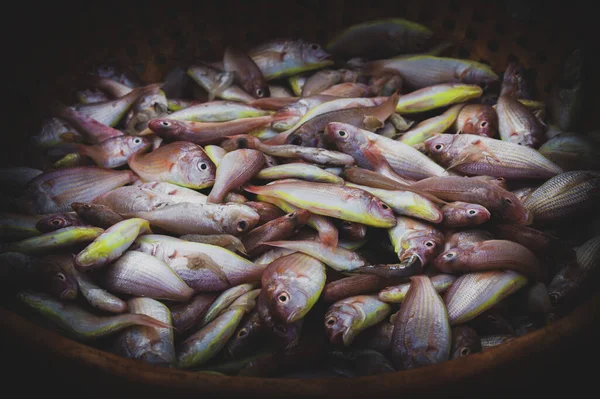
left=2, top=0, right=599, bottom=397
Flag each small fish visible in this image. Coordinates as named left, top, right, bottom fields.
left=1, top=226, right=103, bottom=255
left=225, top=310, right=266, bottom=359
left=391, top=275, right=451, bottom=369
left=103, top=251, right=194, bottom=301
left=378, top=274, right=456, bottom=303
left=170, top=294, right=217, bottom=335
left=244, top=182, right=396, bottom=228
left=441, top=202, right=491, bottom=228
left=127, top=203, right=259, bottom=236
left=264, top=240, right=366, bottom=272
left=0, top=213, right=42, bottom=240
left=450, top=326, right=482, bottom=359
left=452, top=104, right=498, bottom=137
left=22, top=167, right=137, bottom=214
left=75, top=218, right=152, bottom=270
left=395, top=83, right=483, bottom=114
left=301, top=70, right=342, bottom=97
left=348, top=262, right=423, bottom=279
left=387, top=216, right=444, bottom=267
left=147, top=115, right=275, bottom=145
left=52, top=103, right=124, bottom=144
left=248, top=39, right=333, bottom=81
left=288, top=73, right=308, bottom=96
left=179, top=234, right=247, bottom=255
left=208, top=149, right=265, bottom=203
left=538, top=133, right=600, bottom=171
left=114, top=297, right=175, bottom=366
left=128, top=141, right=216, bottom=189
left=74, top=136, right=151, bottom=168
left=364, top=56, right=499, bottom=90
left=434, top=240, right=545, bottom=281
left=124, top=86, right=169, bottom=135
left=500, top=62, right=536, bottom=99
left=325, top=295, right=391, bottom=346
left=17, top=291, right=169, bottom=341
left=497, top=95, right=545, bottom=148
left=322, top=275, right=389, bottom=304
left=201, top=283, right=259, bottom=327
left=336, top=220, right=367, bottom=242
left=256, top=289, right=304, bottom=350
left=523, top=171, right=600, bottom=224
left=368, top=74, right=404, bottom=97
left=255, top=163, right=344, bottom=184
left=327, top=18, right=433, bottom=59
left=223, top=46, right=270, bottom=99
left=399, top=104, right=465, bottom=145
left=444, top=270, right=528, bottom=325
left=70, top=203, right=120, bottom=229
left=36, top=212, right=86, bottom=233
left=187, top=65, right=254, bottom=103
left=159, top=101, right=271, bottom=124
left=241, top=210, right=310, bottom=257
left=411, top=176, right=530, bottom=224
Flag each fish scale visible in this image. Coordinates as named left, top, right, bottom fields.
left=575, top=236, right=600, bottom=270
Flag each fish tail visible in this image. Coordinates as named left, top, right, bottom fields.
left=242, top=184, right=264, bottom=195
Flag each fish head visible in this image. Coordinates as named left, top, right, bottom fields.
left=433, top=247, right=466, bottom=271
left=251, top=80, right=270, bottom=99
left=324, top=304, right=356, bottom=346
left=325, top=122, right=366, bottom=151
left=147, top=119, right=187, bottom=137
left=494, top=189, right=531, bottom=225
left=450, top=326, right=481, bottom=359
left=339, top=221, right=367, bottom=240
left=464, top=106, right=498, bottom=137
left=450, top=203, right=491, bottom=226
left=287, top=209, right=311, bottom=227
left=180, top=149, right=216, bottom=189
left=401, top=230, right=444, bottom=267
left=366, top=196, right=397, bottom=227
left=36, top=213, right=75, bottom=233
left=285, top=125, right=324, bottom=148
left=39, top=255, right=78, bottom=300
left=301, top=42, right=333, bottom=65
left=123, top=136, right=152, bottom=156
left=266, top=280, right=309, bottom=324
left=229, top=205, right=261, bottom=235
left=135, top=89, right=169, bottom=115
left=424, top=134, right=457, bottom=164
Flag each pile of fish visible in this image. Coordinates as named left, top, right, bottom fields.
left=1, top=18, right=599, bottom=378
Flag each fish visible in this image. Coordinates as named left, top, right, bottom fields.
left=147, top=115, right=275, bottom=145
left=394, top=83, right=483, bottom=114
left=134, top=235, right=265, bottom=292
left=444, top=270, right=528, bottom=325
left=336, top=220, right=367, bottom=242
left=387, top=216, right=444, bottom=267
left=391, top=275, right=451, bottom=369
left=159, top=101, right=271, bottom=124
left=284, top=93, right=399, bottom=148
left=241, top=210, right=311, bottom=257
left=443, top=229, right=493, bottom=252
left=347, top=261, right=424, bottom=279
left=201, top=283, right=259, bottom=327
left=256, top=289, right=304, bottom=350
left=0, top=213, right=42, bottom=240
left=548, top=49, right=583, bottom=132
left=434, top=240, right=545, bottom=281
left=225, top=310, right=266, bottom=359
left=363, top=56, right=499, bottom=89
left=30, top=118, right=81, bottom=148
left=327, top=18, right=433, bottom=59
left=223, top=46, right=270, bottom=99
left=301, top=70, right=342, bottom=97
left=179, top=234, right=247, bottom=255
left=91, top=187, right=179, bottom=214
left=523, top=171, right=600, bottom=224
left=325, top=295, right=392, bottom=346
left=411, top=176, right=530, bottom=224
left=452, top=104, right=498, bottom=137
left=114, top=297, right=175, bottom=366
left=322, top=275, right=390, bottom=304
left=103, top=251, right=194, bottom=301
left=74, top=218, right=152, bottom=270
left=345, top=183, right=443, bottom=223
left=243, top=201, right=287, bottom=226
left=378, top=274, right=457, bottom=303
left=177, top=307, right=246, bottom=369
left=368, top=74, right=404, bottom=97
left=243, top=182, right=396, bottom=228
left=255, top=163, right=344, bottom=184
left=399, top=104, right=465, bottom=145
left=17, top=291, right=169, bottom=341
left=35, top=212, right=87, bottom=233
left=52, top=103, right=124, bottom=144
left=207, top=149, right=265, bottom=203
left=500, top=62, right=536, bottom=99
left=128, top=141, right=216, bottom=189
left=441, top=202, right=491, bottom=228
left=450, top=326, right=482, bottom=359
left=264, top=240, right=366, bottom=272
left=1, top=226, right=104, bottom=255
left=261, top=252, right=326, bottom=324
left=343, top=166, right=415, bottom=189
left=248, top=39, right=333, bottom=81
left=126, top=203, right=259, bottom=236
left=74, top=136, right=151, bottom=168
left=22, top=167, right=137, bottom=214
left=496, top=95, right=545, bottom=148
left=59, top=255, right=127, bottom=313
left=170, top=294, right=217, bottom=335
left=352, top=321, right=394, bottom=355
left=288, top=73, right=308, bottom=96
left=187, top=65, right=254, bottom=103
left=124, top=86, right=169, bottom=135
left=538, top=133, right=600, bottom=171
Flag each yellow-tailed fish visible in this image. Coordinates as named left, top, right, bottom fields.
left=201, top=283, right=259, bottom=326
left=378, top=274, right=456, bottom=303
left=74, top=218, right=152, bottom=270
left=394, top=83, right=482, bottom=114
left=179, top=234, right=247, bottom=255
left=264, top=240, right=366, bottom=272
left=204, top=145, right=227, bottom=167
left=387, top=216, right=444, bottom=267
left=1, top=226, right=103, bottom=255
left=399, top=104, right=464, bottom=145
left=255, top=163, right=344, bottom=184
left=223, top=46, right=270, bottom=99
left=288, top=73, right=309, bottom=96
left=74, top=136, right=151, bottom=168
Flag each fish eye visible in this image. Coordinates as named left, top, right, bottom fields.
left=290, top=136, right=303, bottom=146
left=337, top=130, right=347, bottom=137
left=460, top=347, right=470, bottom=356
left=237, top=220, right=248, bottom=232
left=434, top=144, right=444, bottom=151
left=325, top=316, right=337, bottom=326
left=310, top=44, right=320, bottom=51
left=55, top=273, right=66, bottom=281
left=381, top=203, right=390, bottom=210
left=256, top=89, right=264, bottom=97
left=286, top=213, right=295, bottom=218
left=549, top=292, right=560, bottom=304
left=237, top=328, right=248, bottom=338
left=504, top=198, right=513, bottom=204
left=160, top=120, right=171, bottom=127
left=278, top=292, right=290, bottom=303
left=342, top=221, right=352, bottom=227
left=83, top=204, right=92, bottom=209
left=133, top=138, right=142, bottom=144
left=199, top=162, right=208, bottom=171
left=468, top=209, right=478, bottom=215
left=443, top=252, right=457, bottom=261
left=51, top=219, right=62, bottom=226
left=480, top=121, right=488, bottom=128
left=425, top=240, right=435, bottom=248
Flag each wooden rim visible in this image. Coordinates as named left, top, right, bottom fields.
left=2, top=291, right=599, bottom=396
